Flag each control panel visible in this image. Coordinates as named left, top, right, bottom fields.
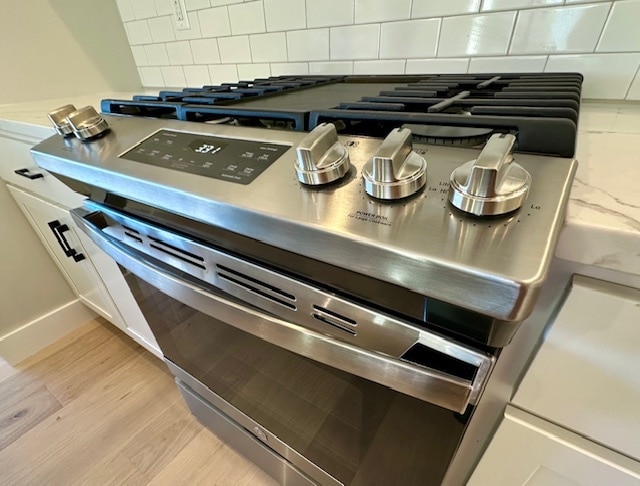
left=120, top=129, right=290, bottom=184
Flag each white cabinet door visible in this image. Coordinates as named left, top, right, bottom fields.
left=468, top=406, right=640, bottom=486
left=8, top=185, right=121, bottom=324
left=8, top=185, right=162, bottom=357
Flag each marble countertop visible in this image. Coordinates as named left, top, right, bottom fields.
left=1, top=94, right=639, bottom=278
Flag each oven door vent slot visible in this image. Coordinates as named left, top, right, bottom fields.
left=123, top=231, right=143, bottom=243
left=148, top=236, right=206, bottom=270
left=216, top=264, right=297, bottom=310
left=312, top=305, right=357, bottom=335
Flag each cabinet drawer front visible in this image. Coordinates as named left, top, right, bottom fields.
left=469, top=406, right=640, bottom=486
left=0, top=135, right=85, bottom=208
left=513, top=276, right=640, bottom=461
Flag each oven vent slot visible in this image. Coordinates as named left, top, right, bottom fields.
left=148, top=236, right=206, bottom=270
left=120, top=224, right=144, bottom=243
left=312, top=305, right=357, bottom=335
left=216, top=264, right=297, bottom=310
left=123, top=231, right=143, bottom=243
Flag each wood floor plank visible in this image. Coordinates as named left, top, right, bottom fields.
left=0, top=318, right=282, bottom=486
left=19, top=320, right=144, bottom=406
left=147, top=430, right=278, bottom=486
left=119, top=394, right=202, bottom=476
left=0, top=373, right=61, bottom=451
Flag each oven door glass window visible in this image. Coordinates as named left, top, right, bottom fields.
left=124, top=271, right=467, bottom=486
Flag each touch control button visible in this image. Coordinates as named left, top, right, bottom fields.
left=295, top=123, right=350, bottom=185
left=362, top=128, right=427, bottom=200
left=448, top=133, right=531, bottom=217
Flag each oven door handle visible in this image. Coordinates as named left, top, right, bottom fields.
left=72, top=206, right=492, bottom=414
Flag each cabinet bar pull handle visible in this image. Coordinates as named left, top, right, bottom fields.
left=47, top=220, right=86, bottom=262
left=14, top=168, right=44, bottom=180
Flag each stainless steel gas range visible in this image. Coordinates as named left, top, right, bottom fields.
left=32, top=74, right=580, bottom=485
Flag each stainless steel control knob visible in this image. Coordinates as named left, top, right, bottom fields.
left=295, top=123, right=350, bottom=185
left=448, top=133, right=530, bottom=216
left=66, top=106, right=110, bottom=141
left=362, top=128, right=427, bottom=200
left=47, top=104, right=77, bottom=137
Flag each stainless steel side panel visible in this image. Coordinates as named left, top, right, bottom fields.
left=71, top=205, right=493, bottom=414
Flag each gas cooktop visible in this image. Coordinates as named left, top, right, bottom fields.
left=100, top=73, right=582, bottom=158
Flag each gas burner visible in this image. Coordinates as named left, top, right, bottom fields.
left=402, top=124, right=494, bottom=148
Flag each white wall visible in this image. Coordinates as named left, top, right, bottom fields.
left=0, top=0, right=141, bottom=104
left=116, top=0, right=640, bottom=100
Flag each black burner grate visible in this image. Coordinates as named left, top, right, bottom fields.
left=102, top=73, right=582, bottom=157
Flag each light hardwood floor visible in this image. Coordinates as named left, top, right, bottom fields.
left=0, top=318, right=278, bottom=486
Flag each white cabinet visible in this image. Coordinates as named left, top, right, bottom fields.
left=469, top=276, right=640, bottom=485
left=0, top=129, right=161, bottom=358
left=8, top=186, right=121, bottom=324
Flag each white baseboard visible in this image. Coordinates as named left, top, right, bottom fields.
left=0, top=299, right=96, bottom=365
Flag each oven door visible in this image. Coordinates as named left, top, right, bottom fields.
left=71, top=203, right=494, bottom=486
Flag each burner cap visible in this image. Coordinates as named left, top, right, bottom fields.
left=402, top=124, right=493, bottom=148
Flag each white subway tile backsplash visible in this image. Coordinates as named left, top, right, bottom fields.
left=380, top=19, right=439, bottom=59
left=133, top=0, right=157, bottom=19
left=597, top=0, right=640, bottom=53
left=330, top=24, right=379, bottom=60
left=139, top=66, right=164, bottom=86
left=405, top=58, right=470, bottom=74
left=199, top=7, right=232, bottom=37
left=354, top=60, right=405, bottom=74
left=183, top=65, right=212, bottom=85
left=264, top=0, right=306, bottom=31
left=546, top=53, right=640, bottom=99
left=481, top=0, right=562, bottom=11
left=154, top=0, right=174, bottom=16
left=238, top=63, right=272, bottom=79
left=131, top=45, right=149, bottom=66
left=270, top=62, right=310, bottom=75
left=116, top=0, right=135, bottom=22
left=411, top=0, right=480, bottom=19
left=469, top=55, right=547, bottom=72
left=510, top=4, right=609, bottom=55
left=175, top=11, right=203, bottom=40
left=144, top=43, right=170, bottom=65
left=208, top=64, right=239, bottom=84
left=306, top=0, right=354, bottom=28
left=185, top=0, right=210, bottom=10
left=438, top=12, right=516, bottom=57
left=191, top=38, right=221, bottom=63
left=126, top=20, right=153, bottom=45
left=228, top=2, right=266, bottom=35
left=287, top=29, right=329, bottom=61
left=120, top=0, right=639, bottom=99
left=166, top=41, right=194, bottom=65
left=355, top=0, right=411, bottom=24
left=161, top=66, right=188, bottom=86
left=309, top=61, right=354, bottom=74
left=249, top=33, right=287, bottom=62
left=218, top=35, right=252, bottom=63
left=149, top=16, right=177, bottom=43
